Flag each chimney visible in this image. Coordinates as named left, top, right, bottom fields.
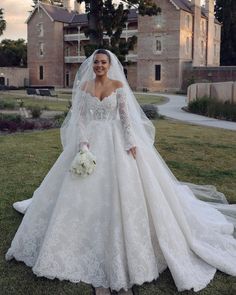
left=205, top=0, right=214, bottom=15
left=205, top=0, right=215, bottom=66
left=63, top=0, right=71, bottom=12
left=74, top=0, right=83, bottom=14
left=191, top=0, right=201, bottom=66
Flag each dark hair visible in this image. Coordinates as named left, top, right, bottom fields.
left=95, top=49, right=111, bottom=63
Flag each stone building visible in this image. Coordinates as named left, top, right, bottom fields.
left=0, top=67, right=29, bottom=87
left=26, top=0, right=220, bottom=91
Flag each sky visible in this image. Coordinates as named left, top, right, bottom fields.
left=0, top=0, right=205, bottom=41
left=0, top=0, right=78, bottom=41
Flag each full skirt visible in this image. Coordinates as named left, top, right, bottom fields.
left=6, top=120, right=236, bottom=292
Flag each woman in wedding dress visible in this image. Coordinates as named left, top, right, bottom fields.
left=5, top=49, right=236, bottom=293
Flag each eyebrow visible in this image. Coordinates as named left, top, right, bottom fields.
left=94, top=58, right=108, bottom=61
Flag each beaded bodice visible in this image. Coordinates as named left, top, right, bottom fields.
left=77, top=87, right=136, bottom=151
left=85, top=89, right=119, bottom=121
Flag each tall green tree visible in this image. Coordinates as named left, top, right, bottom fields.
left=0, top=39, right=27, bottom=67
left=215, top=0, right=236, bottom=65
left=76, top=0, right=161, bottom=62
left=0, top=8, right=6, bottom=36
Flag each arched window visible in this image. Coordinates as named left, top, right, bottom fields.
left=201, top=20, right=205, bottom=33
left=214, top=43, right=217, bottom=57
left=156, top=12, right=162, bottom=28
left=39, top=65, right=44, bottom=80
left=186, top=37, right=190, bottom=54
left=39, top=42, right=44, bottom=56
left=155, top=65, right=161, bottom=81
left=38, top=23, right=44, bottom=37
left=156, top=39, right=162, bottom=52
left=185, top=14, right=191, bottom=28
left=201, top=40, right=204, bottom=56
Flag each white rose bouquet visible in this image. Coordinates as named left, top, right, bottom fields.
left=69, top=146, right=96, bottom=177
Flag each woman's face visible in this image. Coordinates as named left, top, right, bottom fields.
left=93, top=53, right=110, bottom=77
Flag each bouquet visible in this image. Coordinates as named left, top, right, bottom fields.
left=69, top=149, right=96, bottom=177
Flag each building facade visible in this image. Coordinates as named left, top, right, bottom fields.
left=26, top=0, right=221, bottom=91
left=0, top=67, right=29, bottom=87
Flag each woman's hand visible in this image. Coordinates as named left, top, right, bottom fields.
left=128, top=146, right=137, bottom=159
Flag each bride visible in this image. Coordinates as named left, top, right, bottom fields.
left=6, top=49, right=236, bottom=293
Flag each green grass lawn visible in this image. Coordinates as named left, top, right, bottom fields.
left=0, top=120, right=236, bottom=295
left=0, top=91, right=166, bottom=114
left=0, top=92, right=70, bottom=112
left=135, top=94, right=167, bottom=105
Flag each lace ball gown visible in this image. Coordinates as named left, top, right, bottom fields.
left=5, top=88, right=236, bottom=292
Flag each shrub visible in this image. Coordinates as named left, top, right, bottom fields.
left=141, top=104, right=160, bottom=119
left=0, top=100, right=18, bottom=110
left=28, top=106, right=42, bottom=118
left=54, top=113, right=66, bottom=127
left=19, top=120, right=35, bottom=130
left=0, top=120, right=18, bottom=132
left=42, top=105, right=50, bottom=111
left=188, top=96, right=236, bottom=122
left=0, top=113, right=22, bottom=123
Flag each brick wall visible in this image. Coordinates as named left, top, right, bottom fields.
left=28, top=7, right=64, bottom=87
left=137, top=0, right=181, bottom=91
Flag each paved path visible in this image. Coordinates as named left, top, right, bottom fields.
left=135, top=92, right=236, bottom=131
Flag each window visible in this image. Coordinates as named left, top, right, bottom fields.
left=186, top=37, right=190, bottom=54
left=156, top=38, right=162, bottom=52
left=185, top=14, right=191, bottom=29
left=39, top=65, right=44, bottom=80
left=39, top=8, right=43, bottom=18
left=39, top=42, right=44, bottom=56
left=65, top=47, right=70, bottom=56
left=156, top=12, right=162, bottom=28
left=38, top=23, right=44, bottom=37
left=214, top=43, right=217, bottom=57
left=201, top=20, right=205, bottom=33
left=201, top=40, right=204, bottom=56
left=155, top=65, right=161, bottom=81
left=65, top=71, right=70, bottom=87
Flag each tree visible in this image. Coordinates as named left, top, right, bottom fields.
left=0, top=8, right=6, bottom=36
left=76, top=0, right=161, bottom=62
left=31, top=0, right=160, bottom=63
left=215, top=0, right=236, bottom=65
left=0, top=39, right=27, bottom=67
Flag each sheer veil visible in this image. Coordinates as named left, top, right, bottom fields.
left=60, top=49, right=156, bottom=152
left=14, top=50, right=236, bottom=233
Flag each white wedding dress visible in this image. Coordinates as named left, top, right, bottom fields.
left=6, top=88, right=236, bottom=292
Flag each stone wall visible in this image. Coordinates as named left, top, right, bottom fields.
left=188, top=81, right=236, bottom=103
left=0, top=67, right=29, bottom=87
left=182, top=66, right=236, bottom=90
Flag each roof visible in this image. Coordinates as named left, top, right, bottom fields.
left=26, top=2, right=77, bottom=24
left=71, top=8, right=138, bottom=25
left=26, top=1, right=220, bottom=26
left=169, top=0, right=221, bottom=24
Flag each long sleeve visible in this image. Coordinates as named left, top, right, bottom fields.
left=117, top=88, right=136, bottom=151
left=75, top=98, right=89, bottom=151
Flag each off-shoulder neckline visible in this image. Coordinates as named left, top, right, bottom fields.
left=80, top=87, right=123, bottom=102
